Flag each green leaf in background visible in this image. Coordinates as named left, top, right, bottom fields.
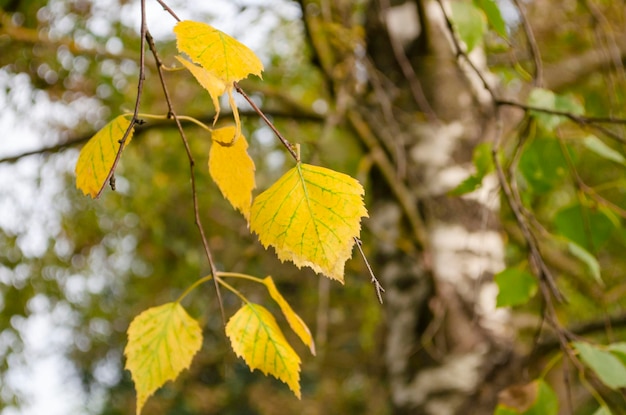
left=473, top=0, right=507, bottom=38
left=449, top=142, right=494, bottom=196
left=574, top=342, right=626, bottom=390
left=495, top=268, right=537, bottom=307
left=567, top=241, right=602, bottom=285
left=495, top=380, right=558, bottom=415
left=583, top=135, right=626, bottom=165
left=528, top=88, right=584, bottom=131
left=451, top=1, right=487, bottom=52
left=473, top=141, right=494, bottom=176
left=518, top=137, right=569, bottom=193
left=554, top=204, right=616, bottom=252
left=607, top=342, right=626, bottom=356
left=607, top=343, right=626, bottom=367
left=449, top=175, right=484, bottom=196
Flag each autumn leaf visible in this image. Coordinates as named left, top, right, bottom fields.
left=124, top=302, right=203, bottom=415
left=226, top=303, right=302, bottom=398
left=75, top=115, right=132, bottom=198
left=174, top=20, right=263, bottom=83
left=209, top=126, right=256, bottom=220
left=174, top=21, right=262, bottom=137
left=250, top=163, right=368, bottom=282
left=263, top=276, right=315, bottom=355
left=175, top=55, right=226, bottom=125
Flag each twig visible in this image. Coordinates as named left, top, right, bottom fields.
left=490, top=104, right=564, bottom=305
left=434, top=0, right=497, bottom=100
left=355, top=237, right=385, bottom=303
left=154, top=0, right=181, bottom=22
left=234, top=82, right=299, bottom=162
left=145, top=29, right=226, bottom=326
left=495, top=99, right=626, bottom=125
left=512, top=0, right=543, bottom=86
left=378, top=0, right=439, bottom=123
left=95, top=0, right=149, bottom=198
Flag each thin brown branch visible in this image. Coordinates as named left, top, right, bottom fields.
left=536, top=313, right=626, bottom=355
left=154, top=0, right=181, bottom=22
left=492, top=113, right=563, bottom=303
left=433, top=0, right=497, bottom=100
left=145, top=29, right=226, bottom=326
left=95, top=0, right=148, bottom=198
left=378, top=0, right=439, bottom=123
left=234, top=82, right=299, bottom=162
left=496, top=99, right=626, bottom=144
left=511, top=0, right=543, bottom=87
left=354, top=237, right=385, bottom=303
left=0, top=110, right=323, bottom=165
left=496, top=99, right=626, bottom=125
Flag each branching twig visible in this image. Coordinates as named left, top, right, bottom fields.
left=354, top=237, right=384, bottom=303
left=512, top=0, right=543, bottom=86
left=154, top=0, right=181, bottom=22
left=96, top=0, right=148, bottom=198
left=145, top=29, right=226, bottom=326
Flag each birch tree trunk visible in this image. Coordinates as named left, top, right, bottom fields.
left=301, top=0, right=517, bottom=413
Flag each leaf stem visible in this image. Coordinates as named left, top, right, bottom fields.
left=217, top=271, right=266, bottom=284
left=176, top=274, right=213, bottom=303
left=131, top=113, right=214, bottom=134
left=216, top=276, right=250, bottom=304
left=233, top=81, right=299, bottom=162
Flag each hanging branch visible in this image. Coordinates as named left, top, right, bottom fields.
left=144, top=29, right=226, bottom=325
left=96, top=0, right=148, bottom=198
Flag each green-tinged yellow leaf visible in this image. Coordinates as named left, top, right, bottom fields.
left=209, top=126, right=256, bottom=220
left=226, top=303, right=302, bottom=398
left=175, top=55, right=226, bottom=125
left=124, top=302, right=202, bottom=415
left=250, top=163, right=368, bottom=282
left=174, top=20, right=263, bottom=84
left=75, top=115, right=132, bottom=198
left=263, top=276, right=315, bottom=355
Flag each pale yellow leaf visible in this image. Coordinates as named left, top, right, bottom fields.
left=226, top=303, right=302, bottom=398
left=174, top=20, right=263, bottom=83
left=209, top=126, right=256, bottom=220
left=124, top=302, right=202, bottom=415
left=250, top=163, right=368, bottom=282
left=175, top=55, right=226, bottom=125
left=75, top=115, right=132, bottom=198
left=263, top=276, right=315, bottom=355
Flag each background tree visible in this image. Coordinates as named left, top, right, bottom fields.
left=1, top=1, right=626, bottom=414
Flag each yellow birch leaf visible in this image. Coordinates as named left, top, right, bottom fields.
left=124, top=302, right=203, bottom=415
left=174, top=20, right=263, bottom=84
left=226, top=303, right=302, bottom=398
left=175, top=55, right=226, bottom=125
left=209, top=126, right=256, bottom=220
left=263, top=276, right=316, bottom=355
left=250, top=163, right=368, bottom=282
left=75, top=115, right=132, bottom=198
